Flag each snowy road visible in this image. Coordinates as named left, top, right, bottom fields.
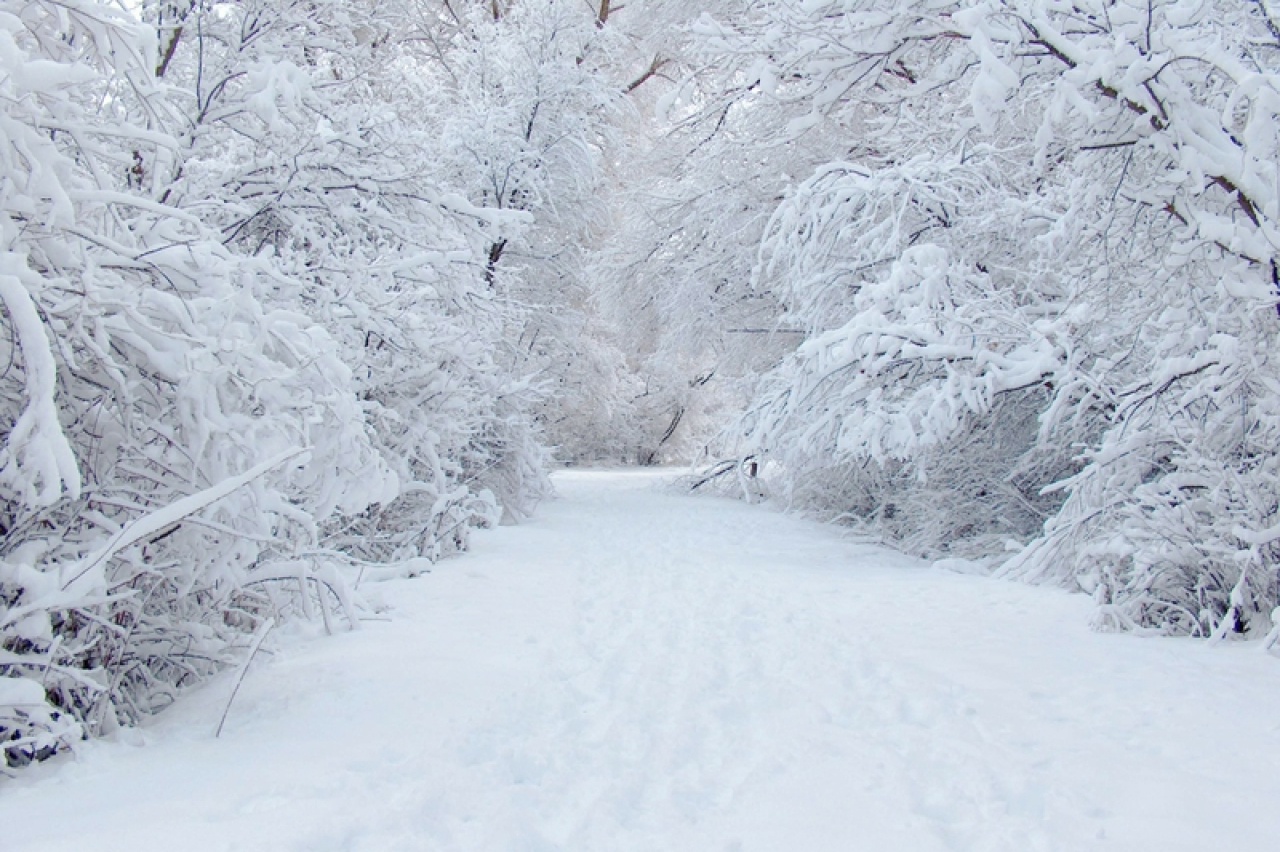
left=4, top=470, right=1279, bottom=851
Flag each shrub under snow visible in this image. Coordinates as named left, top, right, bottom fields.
left=713, top=0, right=1280, bottom=638
left=1, top=0, right=548, bottom=771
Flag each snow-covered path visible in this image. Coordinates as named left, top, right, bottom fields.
left=4, top=470, right=1279, bottom=851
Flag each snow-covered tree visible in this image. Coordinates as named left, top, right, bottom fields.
left=414, top=0, right=758, bottom=465
left=0, top=0, right=404, bottom=768
left=580, top=0, right=813, bottom=465
left=142, top=0, right=551, bottom=533
left=709, top=0, right=1280, bottom=636
left=407, top=0, right=628, bottom=462
left=2, top=0, right=553, bottom=771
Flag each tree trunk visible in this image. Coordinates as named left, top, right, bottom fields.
left=484, top=239, right=507, bottom=288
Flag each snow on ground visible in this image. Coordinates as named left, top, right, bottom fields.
left=3, top=470, right=1279, bottom=851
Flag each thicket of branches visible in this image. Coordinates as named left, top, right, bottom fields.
left=0, top=0, right=589, bottom=771
left=699, top=0, right=1280, bottom=639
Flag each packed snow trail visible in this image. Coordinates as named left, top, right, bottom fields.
left=4, top=471, right=1279, bottom=851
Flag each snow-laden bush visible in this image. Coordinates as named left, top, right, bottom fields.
left=0, top=0, right=394, bottom=768
left=2, top=0, right=550, bottom=771
left=714, top=0, right=1280, bottom=636
left=739, top=151, right=1085, bottom=556
left=142, top=0, right=553, bottom=553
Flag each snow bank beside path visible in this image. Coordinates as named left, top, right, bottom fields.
left=3, top=470, right=1278, bottom=851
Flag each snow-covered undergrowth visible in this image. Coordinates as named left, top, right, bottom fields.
left=1, top=0, right=548, bottom=772
left=708, top=0, right=1280, bottom=638
left=2, top=471, right=1278, bottom=851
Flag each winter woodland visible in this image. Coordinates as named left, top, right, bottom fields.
left=3, top=0, right=1279, bottom=771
